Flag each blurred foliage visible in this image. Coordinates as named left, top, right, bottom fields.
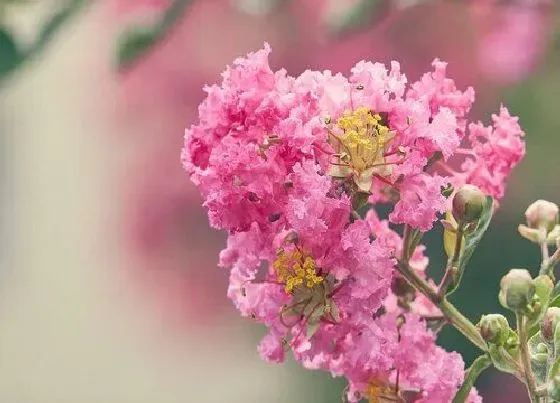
left=0, top=27, right=21, bottom=77
left=0, top=0, right=90, bottom=84
left=326, top=0, right=390, bottom=36
left=116, top=0, right=192, bottom=71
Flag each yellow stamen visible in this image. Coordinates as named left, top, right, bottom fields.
left=273, top=250, right=323, bottom=294
left=366, top=378, right=401, bottom=403
left=334, top=107, right=393, bottom=172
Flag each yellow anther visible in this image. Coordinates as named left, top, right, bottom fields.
left=331, top=107, right=395, bottom=176
left=366, top=378, right=399, bottom=403
left=272, top=249, right=323, bottom=294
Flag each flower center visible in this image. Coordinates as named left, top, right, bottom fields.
left=333, top=107, right=394, bottom=173
left=273, top=249, right=323, bottom=294
left=366, top=378, right=401, bottom=403
left=327, top=107, right=396, bottom=192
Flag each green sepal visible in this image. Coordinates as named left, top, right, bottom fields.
left=488, top=343, right=520, bottom=376
left=527, top=275, right=554, bottom=333
left=351, top=191, right=370, bottom=211
left=443, top=211, right=465, bottom=259
left=446, top=196, right=493, bottom=295
left=529, top=331, right=550, bottom=385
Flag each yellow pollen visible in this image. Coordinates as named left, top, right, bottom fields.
left=332, top=107, right=395, bottom=174
left=366, top=378, right=400, bottom=403
left=273, top=250, right=323, bottom=294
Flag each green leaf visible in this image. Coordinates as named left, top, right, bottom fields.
left=446, top=196, right=494, bottom=295
left=0, top=28, right=22, bottom=79
left=326, top=0, right=388, bottom=36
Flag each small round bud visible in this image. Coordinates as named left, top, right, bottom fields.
left=478, top=314, right=510, bottom=344
left=542, top=307, right=560, bottom=341
left=525, top=200, right=559, bottom=231
left=452, top=185, right=486, bottom=223
left=499, top=269, right=536, bottom=312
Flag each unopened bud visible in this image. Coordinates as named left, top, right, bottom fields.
left=542, top=307, right=560, bottom=342
left=525, top=200, right=559, bottom=231
left=478, top=314, right=511, bottom=344
left=499, top=269, right=535, bottom=312
left=452, top=185, right=486, bottom=223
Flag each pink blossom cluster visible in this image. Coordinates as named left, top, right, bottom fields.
left=182, top=44, right=524, bottom=401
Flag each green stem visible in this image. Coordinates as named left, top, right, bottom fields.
left=397, top=260, right=488, bottom=352
left=452, top=355, right=492, bottom=403
left=540, top=246, right=560, bottom=280
left=517, top=313, right=540, bottom=403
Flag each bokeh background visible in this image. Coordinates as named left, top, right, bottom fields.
left=0, top=0, right=559, bottom=402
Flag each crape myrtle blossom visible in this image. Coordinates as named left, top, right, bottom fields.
left=182, top=44, right=525, bottom=401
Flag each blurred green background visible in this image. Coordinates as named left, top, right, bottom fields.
left=0, top=0, right=559, bottom=402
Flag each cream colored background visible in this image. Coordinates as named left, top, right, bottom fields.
left=0, top=4, right=312, bottom=402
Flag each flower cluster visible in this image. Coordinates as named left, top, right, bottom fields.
left=182, top=44, right=524, bottom=402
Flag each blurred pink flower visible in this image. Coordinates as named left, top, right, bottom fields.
left=110, top=0, right=297, bottom=327
left=474, top=1, right=555, bottom=84
left=119, top=138, right=229, bottom=328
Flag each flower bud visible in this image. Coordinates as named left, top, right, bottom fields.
left=525, top=200, right=559, bottom=231
left=478, top=314, right=511, bottom=344
left=542, top=307, right=560, bottom=342
left=452, top=185, right=486, bottom=223
left=499, top=269, right=535, bottom=312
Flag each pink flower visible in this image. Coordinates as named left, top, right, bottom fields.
left=458, top=106, right=526, bottom=200
left=183, top=44, right=524, bottom=401
left=390, top=174, right=448, bottom=231
left=476, top=2, right=553, bottom=84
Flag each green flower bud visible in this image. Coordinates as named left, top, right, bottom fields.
left=478, top=314, right=511, bottom=344
left=499, top=269, right=536, bottom=312
left=542, top=307, right=560, bottom=342
left=452, top=185, right=486, bottom=223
